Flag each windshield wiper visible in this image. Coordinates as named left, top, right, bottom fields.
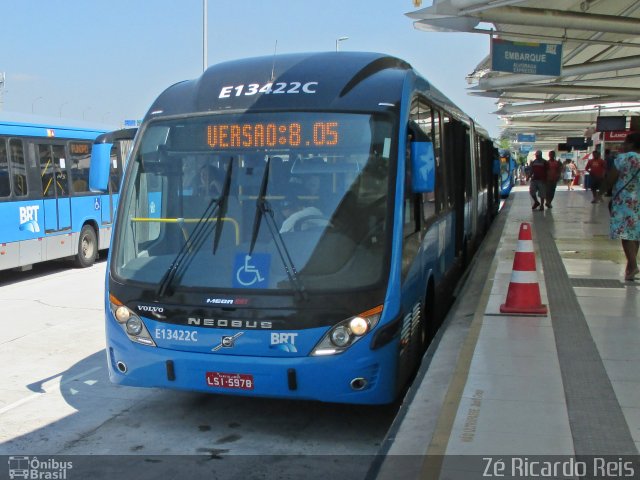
left=248, top=157, right=307, bottom=300
left=213, top=158, right=233, bottom=254
left=156, top=157, right=234, bottom=299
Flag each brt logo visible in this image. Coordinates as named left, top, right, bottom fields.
left=19, top=205, right=41, bottom=233
left=270, top=333, right=298, bottom=353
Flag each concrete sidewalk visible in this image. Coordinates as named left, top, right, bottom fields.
left=374, top=186, right=640, bottom=479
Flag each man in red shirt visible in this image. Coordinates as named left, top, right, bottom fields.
left=585, top=150, right=606, bottom=203
left=529, top=150, right=548, bottom=211
left=545, top=150, right=562, bottom=208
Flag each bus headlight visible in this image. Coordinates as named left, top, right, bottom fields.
left=115, top=306, right=131, bottom=323
left=109, top=295, right=157, bottom=347
left=349, top=316, right=369, bottom=336
left=330, top=326, right=351, bottom=347
left=311, top=305, right=383, bottom=356
left=126, top=317, right=143, bottom=336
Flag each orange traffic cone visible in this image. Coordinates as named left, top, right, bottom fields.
left=500, top=222, right=548, bottom=315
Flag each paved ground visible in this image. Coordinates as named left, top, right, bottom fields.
left=375, top=186, right=640, bottom=480
left=0, top=260, right=396, bottom=480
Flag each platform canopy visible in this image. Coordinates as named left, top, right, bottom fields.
left=407, top=0, right=640, bottom=150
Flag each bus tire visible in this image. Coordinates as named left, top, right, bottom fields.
left=74, top=225, right=97, bottom=268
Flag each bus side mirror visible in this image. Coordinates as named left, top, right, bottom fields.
left=410, top=141, right=435, bottom=193
left=89, top=143, right=113, bottom=193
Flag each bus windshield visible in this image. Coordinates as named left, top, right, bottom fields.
left=113, top=112, right=394, bottom=293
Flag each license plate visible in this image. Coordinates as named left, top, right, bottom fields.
left=206, top=372, right=254, bottom=390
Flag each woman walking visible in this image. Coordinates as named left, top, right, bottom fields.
left=609, top=132, right=640, bottom=281
left=563, top=159, right=575, bottom=190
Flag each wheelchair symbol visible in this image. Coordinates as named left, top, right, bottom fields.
left=236, top=255, right=265, bottom=287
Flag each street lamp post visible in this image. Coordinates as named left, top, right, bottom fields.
left=336, top=36, right=349, bottom=52
left=203, top=0, right=208, bottom=72
left=58, top=101, right=70, bottom=118
left=32, top=96, right=44, bottom=114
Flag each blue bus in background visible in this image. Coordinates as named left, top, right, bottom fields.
left=0, top=114, right=130, bottom=272
left=91, top=52, right=499, bottom=404
left=499, top=149, right=517, bottom=197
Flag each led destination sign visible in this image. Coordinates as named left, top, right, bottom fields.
left=207, top=121, right=339, bottom=149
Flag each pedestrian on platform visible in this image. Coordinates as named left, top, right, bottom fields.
left=608, top=132, right=640, bottom=282
left=529, top=150, right=548, bottom=211
left=545, top=150, right=562, bottom=208
left=562, top=159, right=576, bottom=190
left=585, top=150, right=607, bottom=203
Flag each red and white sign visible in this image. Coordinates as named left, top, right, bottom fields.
left=604, top=130, right=630, bottom=142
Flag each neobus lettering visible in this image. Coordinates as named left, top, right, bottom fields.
left=187, top=317, right=273, bottom=329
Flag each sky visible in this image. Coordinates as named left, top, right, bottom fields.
left=0, top=0, right=500, bottom=137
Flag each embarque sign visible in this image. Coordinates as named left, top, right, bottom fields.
left=491, top=38, right=562, bottom=76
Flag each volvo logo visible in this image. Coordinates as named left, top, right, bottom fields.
left=212, top=332, right=244, bottom=352
left=137, top=305, right=165, bottom=313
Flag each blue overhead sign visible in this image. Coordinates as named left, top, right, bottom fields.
left=519, top=144, right=533, bottom=153
left=517, top=133, right=536, bottom=143
left=492, top=39, right=562, bottom=76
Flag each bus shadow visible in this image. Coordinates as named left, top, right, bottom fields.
left=0, top=257, right=107, bottom=287
left=2, top=349, right=399, bottom=479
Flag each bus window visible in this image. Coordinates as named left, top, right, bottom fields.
left=432, top=110, right=446, bottom=213
left=9, top=139, right=28, bottom=198
left=39, top=145, right=56, bottom=198
left=409, top=97, right=438, bottom=221
left=109, top=145, right=120, bottom=192
left=38, top=144, right=69, bottom=197
left=403, top=152, right=420, bottom=238
left=0, top=139, right=10, bottom=198
left=69, top=141, right=91, bottom=194
left=53, top=145, right=69, bottom=196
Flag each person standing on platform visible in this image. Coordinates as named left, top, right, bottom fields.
left=608, top=132, right=640, bottom=282
left=585, top=150, right=606, bottom=203
left=529, top=150, right=548, bottom=211
left=563, top=159, right=576, bottom=190
left=545, top=150, right=562, bottom=208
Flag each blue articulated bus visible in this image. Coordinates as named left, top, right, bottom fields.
left=0, top=115, right=129, bottom=272
left=499, top=149, right=517, bottom=198
left=91, top=52, right=498, bottom=404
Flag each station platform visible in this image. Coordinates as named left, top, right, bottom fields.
left=373, top=185, right=640, bottom=479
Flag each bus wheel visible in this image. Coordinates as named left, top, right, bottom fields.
left=420, top=287, right=436, bottom=354
left=74, top=225, right=97, bottom=268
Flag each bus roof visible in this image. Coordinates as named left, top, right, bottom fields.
left=0, top=111, right=114, bottom=139
left=143, top=51, right=487, bottom=135
left=145, top=52, right=413, bottom=119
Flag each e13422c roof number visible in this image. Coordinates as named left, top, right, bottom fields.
left=219, top=82, right=318, bottom=98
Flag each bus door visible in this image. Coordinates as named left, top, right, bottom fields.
left=37, top=143, right=72, bottom=233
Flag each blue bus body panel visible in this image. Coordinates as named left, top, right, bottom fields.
left=69, top=195, right=103, bottom=231
left=42, top=198, right=71, bottom=232
left=106, top=313, right=398, bottom=404
left=0, top=200, right=46, bottom=242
